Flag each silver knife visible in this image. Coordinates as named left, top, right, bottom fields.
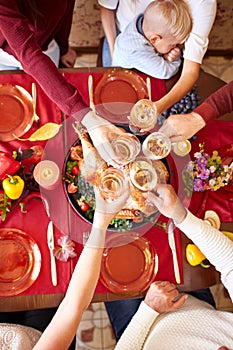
left=167, top=221, right=181, bottom=284
left=47, top=221, right=57, bottom=286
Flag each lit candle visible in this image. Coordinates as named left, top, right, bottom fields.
left=33, top=160, right=60, bottom=190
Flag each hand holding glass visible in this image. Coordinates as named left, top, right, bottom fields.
left=97, top=167, right=128, bottom=202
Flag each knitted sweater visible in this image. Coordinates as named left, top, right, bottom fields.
left=0, top=0, right=88, bottom=118
left=114, top=210, right=233, bottom=349
left=194, top=80, right=233, bottom=124
left=112, top=15, right=181, bottom=79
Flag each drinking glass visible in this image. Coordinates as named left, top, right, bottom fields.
left=142, top=132, right=171, bottom=160
left=98, top=167, right=128, bottom=201
left=129, top=157, right=158, bottom=192
left=129, top=99, right=158, bottom=133
left=111, top=133, right=141, bottom=165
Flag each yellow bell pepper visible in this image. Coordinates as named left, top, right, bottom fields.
left=2, top=175, right=25, bottom=200
left=186, top=244, right=209, bottom=267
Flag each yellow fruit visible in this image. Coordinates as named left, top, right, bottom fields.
left=14, top=123, right=62, bottom=141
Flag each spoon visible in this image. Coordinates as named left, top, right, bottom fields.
left=31, top=83, right=40, bottom=123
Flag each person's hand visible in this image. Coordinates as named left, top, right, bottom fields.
left=81, top=111, right=125, bottom=166
left=93, top=182, right=130, bottom=229
left=159, top=112, right=206, bottom=142
left=144, top=184, right=187, bottom=224
left=163, top=47, right=181, bottom=62
left=60, top=47, right=77, bottom=67
left=144, top=281, right=188, bottom=313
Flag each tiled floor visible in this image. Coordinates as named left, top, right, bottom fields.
left=74, top=53, right=233, bottom=350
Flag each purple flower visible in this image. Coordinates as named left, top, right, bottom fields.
left=200, top=169, right=210, bottom=180
left=194, top=178, right=203, bottom=191
left=187, top=161, right=194, bottom=171
left=197, top=157, right=207, bottom=168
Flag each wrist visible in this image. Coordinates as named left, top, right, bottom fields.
left=173, top=208, right=188, bottom=225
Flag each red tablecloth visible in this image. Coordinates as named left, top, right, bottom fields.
left=0, top=73, right=70, bottom=297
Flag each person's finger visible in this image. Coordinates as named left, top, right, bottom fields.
left=171, top=294, right=188, bottom=310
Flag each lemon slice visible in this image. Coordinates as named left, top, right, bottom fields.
left=13, top=122, right=61, bottom=141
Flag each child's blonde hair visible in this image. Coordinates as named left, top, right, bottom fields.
left=144, top=0, right=193, bottom=43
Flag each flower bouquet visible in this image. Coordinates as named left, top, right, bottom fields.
left=182, top=143, right=233, bottom=197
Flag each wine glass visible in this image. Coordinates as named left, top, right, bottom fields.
left=142, top=132, right=171, bottom=160
left=129, top=99, right=158, bottom=134
left=129, top=157, right=158, bottom=192
left=111, top=133, right=141, bottom=165
left=97, top=167, right=128, bottom=201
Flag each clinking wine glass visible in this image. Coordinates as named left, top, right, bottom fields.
left=142, top=132, right=171, bottom=160
left=129, top=99, right=158, bottom=134
left=129, top=157, right=158, bottom=192
left=111, top=133, right=141, bottom=165
left=98, top=167, right=128, bottom=202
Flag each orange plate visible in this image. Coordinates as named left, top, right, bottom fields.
left=0, top=228, right=41, bottom=296
left=94, top=70, right=148, bottom=122
left=100, top=235, right=158, bottom=293
left=0, top=84, right=33, bottom=142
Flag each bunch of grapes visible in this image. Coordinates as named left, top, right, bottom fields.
left=158, top=84, right=201, bottom=126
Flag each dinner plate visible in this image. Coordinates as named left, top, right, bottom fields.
left=94, top=70, right=148, bottom=121
left=0, top=228, right=41, bottom=296
left=0, top=84, right=33, bottom=142
left=100, top=235, right=158, bottom=293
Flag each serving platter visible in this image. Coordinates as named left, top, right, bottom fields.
left=0, top=228, right=41, bottom=296
left=94, top=70, right=148, bottom=121
left=63, top=127, right=171, bottom=232
left=100, top=235, right=158, bottom=292
left=0, top=84, right=33, bottom=142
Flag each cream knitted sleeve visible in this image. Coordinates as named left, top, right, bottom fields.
left=114, top=301, right=159, bottom=350
left=176, top=210, right=233, bottom=301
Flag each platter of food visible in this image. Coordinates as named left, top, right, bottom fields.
left=0, top=228, right=41, bottom=296
left=0, top=84, right=33, bottom=142
left=63, top=123, right=170, bottom=231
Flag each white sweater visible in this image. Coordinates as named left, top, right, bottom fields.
left=114, top=210, right=233, bottom=349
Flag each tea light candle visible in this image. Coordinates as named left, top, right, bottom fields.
left=173, top=140, right=191, bottom=157
left=33, top=160, right=60, bottom=190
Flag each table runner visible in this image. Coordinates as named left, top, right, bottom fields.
left=0, top=73, right=70, bottom=297
left=63, top=71, right=183, bottom=290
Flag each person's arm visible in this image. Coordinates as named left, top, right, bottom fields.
left=159, top=81, right=233, bottom=142
left=99, top=5, right=117, bottom=59
left=0, top=0, right=87, bottom=118
left=154, top=59, right=200, bottom=114
left=154, top=0, right=217, bottom=114
left=114, top=281, right=187, bottom=350
left=33, top=185, right=130, bottom=350
left=145, top=184, right=233, bottom=301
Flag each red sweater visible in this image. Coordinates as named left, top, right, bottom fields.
left=0, top=0, right=88, bottom=118
left=194, top=81, right=233, bottom=124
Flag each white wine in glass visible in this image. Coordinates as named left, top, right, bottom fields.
left=129, top=157, right=158, bottom=192
left=142, top=132, right=171, bottom=160
left=111, top=133, right=141, bottom=165
left=129, top=99, right=158, bottom=133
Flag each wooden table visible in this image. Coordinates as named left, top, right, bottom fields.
left=0, top=68, right=232, bottom=311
